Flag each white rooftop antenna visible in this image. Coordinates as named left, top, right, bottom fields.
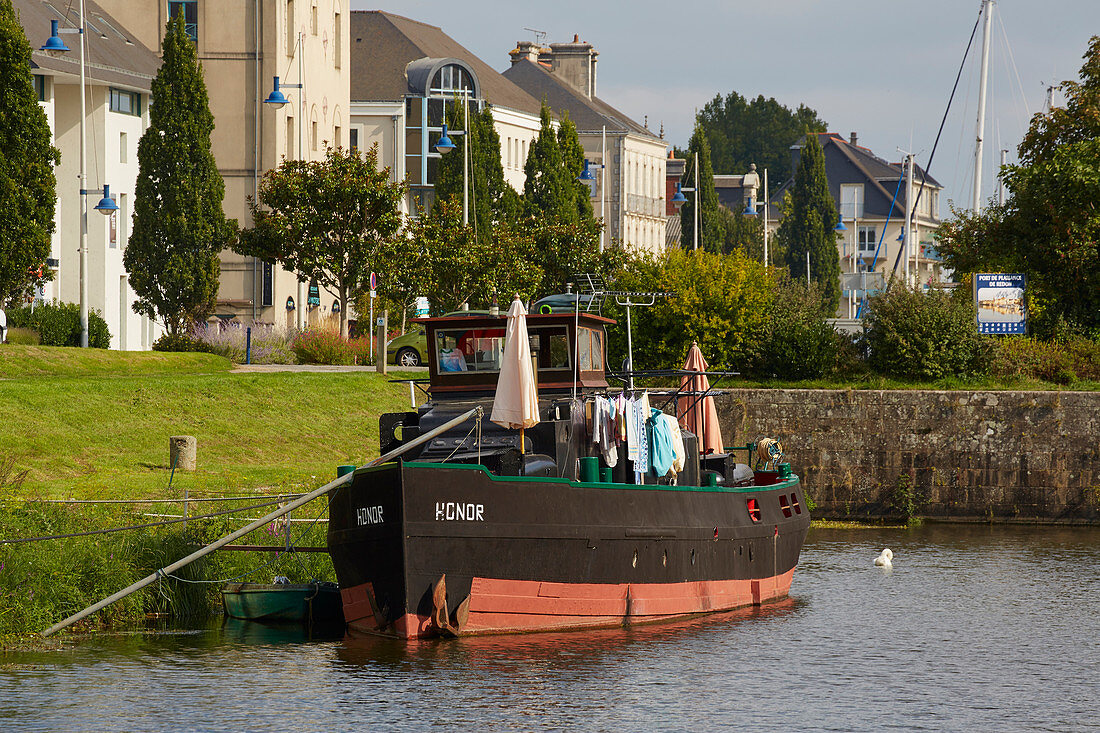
left=522, top=27, right=546, bottom=46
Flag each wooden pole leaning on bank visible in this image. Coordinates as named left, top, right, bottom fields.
left=42, top=406, right=483, bottom=638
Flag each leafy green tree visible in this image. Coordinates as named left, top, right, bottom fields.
left=556, top=111, right=594, bottom=223
left=679, top=124, right=724, bottom=252
left=433, top=101, right=519, bottom=241
left=0, top=0, right=59, bottom=303
left=125, top=14, right=235, bottom=336
left=237, top=144, right=404, bottom=338
left=390, top=199, right=541, bottom=313
left=776, top=134, right=841, bottom=313
left=606, top=249, right=774, bottom=371
left=678, top=91, right=827, bottom=195
left=714, top=204, right=765, bottom=259
left=937, top=35, right=1100, bottom=338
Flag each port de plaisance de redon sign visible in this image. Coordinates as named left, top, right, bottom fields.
left=974, top=273, right=1026, bottom=335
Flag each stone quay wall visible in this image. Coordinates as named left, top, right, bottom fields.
left=712, top=390, right=1100, bottom=523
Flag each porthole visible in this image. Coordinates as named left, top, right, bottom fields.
left=748, top=544, right=754, bottom=562
left=662, top=549, right=668, bottom=567
left=747, top=498, right=761, bottom=523
left=632, top=549, right=638, bottom=568
left=690, top=549, right=696, bottom=566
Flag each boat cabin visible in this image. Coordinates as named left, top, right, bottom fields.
left=414, top=311, right=613, bottom=396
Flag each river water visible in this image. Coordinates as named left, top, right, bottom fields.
left=3, top=524, right=1099, bottom=732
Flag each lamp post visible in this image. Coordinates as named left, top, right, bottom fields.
left=264, top=32, right=306, bottom=331
left=42, top=11, right=118, bottom=348
left=742, top=166, right=770, bottom=267
left=433, top=89, right=473, bottom=228
left=834, top=214, right=851, bottom=317
left=576, top=158, right=607, bottom=252
left=670, top=152, right=699, bottom=250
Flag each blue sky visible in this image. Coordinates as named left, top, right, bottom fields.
left=351, top=1, right=1099, bottom=215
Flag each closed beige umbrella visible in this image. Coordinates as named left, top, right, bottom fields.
left=678, top=342, right=723, bottom=455
left=491, top=296, right=540, bottom=452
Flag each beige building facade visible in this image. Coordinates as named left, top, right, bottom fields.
left=97, top=0, right=351, bottom=329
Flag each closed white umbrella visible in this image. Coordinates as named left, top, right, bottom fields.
left=491, top=295, right=539, bottom=452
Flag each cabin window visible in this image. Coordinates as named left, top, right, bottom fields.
left=578, top=327, right=605, bottom=371
left=529, top=326, right=570, bottom=369
left=435, top=328, right=505, bottom=372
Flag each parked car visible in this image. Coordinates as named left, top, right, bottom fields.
left=387, top=325, right=426, bottom=367
left=387, top=310, right=491, bottom=366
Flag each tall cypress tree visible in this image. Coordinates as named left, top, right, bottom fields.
left=523, top=103, right=572, bottom=221
left=680, top=123, right=723, bottom=252
left=0, top=0, right=59, bottom=302
left=776, top=133, right=840, bottom=313
left=433, top=101, right=518, bottom=241
left=124, top=14, right=235, bottom=335
left=556, top=111, right=594, bottom=222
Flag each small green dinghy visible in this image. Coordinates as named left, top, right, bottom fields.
left=222, top=580, right=344, bottom=624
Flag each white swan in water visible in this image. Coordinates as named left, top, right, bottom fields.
left=875, top=548, right=893, bottom=568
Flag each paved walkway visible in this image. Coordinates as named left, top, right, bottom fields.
left=231, top=364, right=428, bottom=374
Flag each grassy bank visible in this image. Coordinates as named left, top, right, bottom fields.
left=0, top=345, right=418, bottom=645
left=0, top=345, right=416, bottom=498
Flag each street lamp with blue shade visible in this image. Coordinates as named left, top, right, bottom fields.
left=263, top=76, right=290, bottom=106
left=834, top=216, right=847, bottom=232
left=743, top=201, right=757, bottom=216
left=577, top=159, right=596, bottom=182
left=671, top=181, right=687, bottom=208
left=40, top=20, right=70, bottom=54
left=435, top=123, right=456, bottom=154
left=93, top=185, right=117, bottom=214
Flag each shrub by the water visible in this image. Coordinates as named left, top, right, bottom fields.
left=0, top=500, right=334, bottom=644
left=863, top=285, right=989, bottom=380
left=989, top=336, right=1100, bottom=384
left=752, top=277, right=842, bottom=379
left=6, top=301, right=110, bottom=348
left=292, top=327, right=351, bottom=365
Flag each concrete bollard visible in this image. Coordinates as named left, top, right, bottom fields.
left=169, top=436, right=197, bottom=471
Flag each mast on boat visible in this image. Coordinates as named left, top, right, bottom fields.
left=971, top=0, right=994, bottom=213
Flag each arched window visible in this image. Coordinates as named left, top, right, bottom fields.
left=430, top=64, right=474, bottom=95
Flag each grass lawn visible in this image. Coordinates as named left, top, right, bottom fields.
left=0, top=344, right=418, bottom=499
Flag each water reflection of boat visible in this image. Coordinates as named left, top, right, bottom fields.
left=328, top=299, right=810, bottom=640
left=336, top=597, right=802, bottom=667
left=220, top=617, right=346, bottom=644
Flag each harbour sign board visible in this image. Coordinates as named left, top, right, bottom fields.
left=974, top=273, right=1026, bottom=334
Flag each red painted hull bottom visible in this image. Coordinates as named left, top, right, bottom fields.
left=342, top=568, right=796, bottom=640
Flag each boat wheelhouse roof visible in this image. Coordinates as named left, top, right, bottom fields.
left=413, top=311, right=615, bottom=395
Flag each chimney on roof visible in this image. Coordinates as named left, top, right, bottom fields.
left=850, top=131, right=858, bottom=146
left=510, top=40, right=543, bottom=65
left=542, top=35, right=598, bottom=99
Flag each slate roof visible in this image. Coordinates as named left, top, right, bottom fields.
left=774, top=132, right=942, bottom=220
left=502, top=58, right=661, bottom=140
left=18, top=0, right=159, bottom=91
left=350, top=11, right=542, bottom=115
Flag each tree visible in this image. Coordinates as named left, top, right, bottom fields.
left=433, top=101, right=519, bottom=240
left=237, top=144, right=404, bottom=338
left=679, top=124, right=724, bottom=252
left=776, top=134, right=841, bottom=313
left=678, top=91, right=827, bottom=195
left=0, top=0, right=59, bottom=303
left=556, top=111, right=594, bottom=223
left=389, top=199, right=541, bottom=313
left=606, top=249, right=774, bottom=372
left=937, top=35, right=1100, bottom=338
left=523, top=103, right=572, bottom=222
left=125, top=14, right=235, bottom=336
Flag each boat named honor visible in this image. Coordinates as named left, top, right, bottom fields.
left=327, top=297, right=810, bottom=640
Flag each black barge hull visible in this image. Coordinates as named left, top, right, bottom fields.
left=328, top=461, right=810, bottom=639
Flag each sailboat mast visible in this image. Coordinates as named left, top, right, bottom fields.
left=972, top=0, right=994, bottom=213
